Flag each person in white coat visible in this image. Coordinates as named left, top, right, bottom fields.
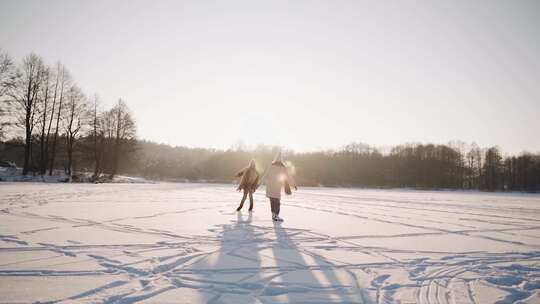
left=262, top=152, right=297, bottom=222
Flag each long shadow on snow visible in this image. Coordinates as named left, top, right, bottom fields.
left=185, top=211, right=264, bottom=303
left=266, top=222, right=373, bottom=304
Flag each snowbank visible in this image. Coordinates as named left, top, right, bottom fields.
left=0, top=167, right=69, bottom=182
left=0, top=167, right=152, bottom=184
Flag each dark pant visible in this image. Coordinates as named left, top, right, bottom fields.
left=270, top=197, right=280, bottom=215
left=237, top=190, right=254, bottom=210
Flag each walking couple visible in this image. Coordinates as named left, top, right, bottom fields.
left=235, top=152, right=296, bottom=222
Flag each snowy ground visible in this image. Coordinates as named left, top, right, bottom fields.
left=0, top=183, right=539, bottom=303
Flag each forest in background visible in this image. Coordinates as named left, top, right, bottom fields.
left=2, top=137, right=540, bottom=192
left=1, top=50, right=539, bottom=191
left=130, top=141, right=540, bottom=192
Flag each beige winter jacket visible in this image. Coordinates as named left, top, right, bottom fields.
left=265, top=162, right=296, bottom=199
left=236, top=165, right=260, bottom=192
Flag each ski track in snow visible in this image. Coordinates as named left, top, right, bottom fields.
left=0, top=183, right=539, bottom=303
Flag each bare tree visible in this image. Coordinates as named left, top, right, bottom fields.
left=7, top=53, right=45, bottom=175
left=42, top=63, right=62, bottom=174
left=90, top=94, right=105, bottom=180
left=49, top=65, right=69, bottom=175
left=37, top=66, right=51, bottom=174
left=63, top=86, right=87, bottom=178
left=0, top=50, right=15, bottom=139
left=466, top=143, right=482, bottom=189
left=109, top=99, right=136, bottom=177
left=448, top=140, right=466, bottom=188
left=0, top=50, right=15, bottom=97
left=483, top=147, right=503, bottom=191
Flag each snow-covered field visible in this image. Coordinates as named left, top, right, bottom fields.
left=0, top=183, right=539, bottom=303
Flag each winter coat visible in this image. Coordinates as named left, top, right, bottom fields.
left=236, top=166, right=260, bottom=192
left=265, top=161, right=296, bottom=199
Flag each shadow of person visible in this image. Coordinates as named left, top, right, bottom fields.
left=263, top=222, right=370, bottom=303
left=181, top=210, right=265, bottom=303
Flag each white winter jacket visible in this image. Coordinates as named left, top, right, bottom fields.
left=265, top=162, right=295, bottom=199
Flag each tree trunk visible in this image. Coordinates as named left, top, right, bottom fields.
left=92, top=100, right=100, bottom=180
left=39, top=79, right=49, bottom=175
left=110, top=106, right=122, bottom=178
left=111, top=138, right=120, bottom=177
left=22, top=75, right=34, bottom=175
left=66, top=135, right=73, bottom=177
left=48, top=77, right=64, bottom=176
left=22, top=121, right=31, bottom=175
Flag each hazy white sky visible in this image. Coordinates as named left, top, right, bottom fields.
left=1, top=0, right=539, bottom=154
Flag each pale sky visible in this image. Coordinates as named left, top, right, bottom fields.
left=1, top=0, right=539, bottom=154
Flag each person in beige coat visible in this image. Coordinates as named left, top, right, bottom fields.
left=262, top=152, right=296, bottom=222
left=235, top=160, right=260, bottom=212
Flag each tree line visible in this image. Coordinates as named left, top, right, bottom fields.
left=6, top=137, right=531, bottom=192
left=131, top=141, right=539, bottom=192
left=0, top=50, right=136, bottom=180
